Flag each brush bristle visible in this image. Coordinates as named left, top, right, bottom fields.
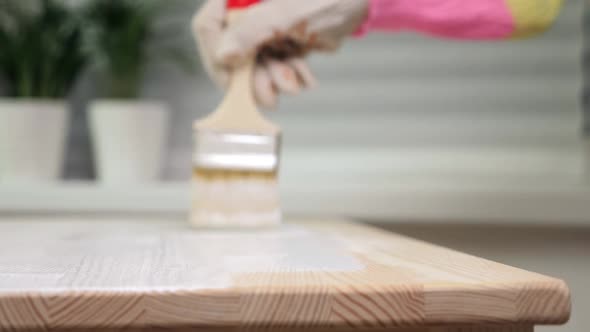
left=190, top=169, right=281, bottom=228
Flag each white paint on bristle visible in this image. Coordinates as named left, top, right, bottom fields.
left=191, top=177, right=281, bottom=228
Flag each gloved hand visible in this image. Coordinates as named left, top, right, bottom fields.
left=192, top=0, right=369, bottom=109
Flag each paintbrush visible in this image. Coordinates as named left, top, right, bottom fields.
left=191, top=0, right=281, bottom=228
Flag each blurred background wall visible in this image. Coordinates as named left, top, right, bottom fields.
left=59, top=0, right=587, bottom=223
left=66, top=0, right=583, bottom=185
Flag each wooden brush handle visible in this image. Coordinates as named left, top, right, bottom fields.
left=195, top=0, right=278, bottom=133
left=225, top=0, right=260, bottom=113
left=219, top=9, right=258, bottom=118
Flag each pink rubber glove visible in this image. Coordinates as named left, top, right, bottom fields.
left=355, top=0, right=563, bottom=40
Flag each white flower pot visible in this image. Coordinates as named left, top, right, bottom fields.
left=0, top=99, right=69, bottom=182
left=89, top=100, right=169, bottom=184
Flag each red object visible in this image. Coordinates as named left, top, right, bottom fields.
left=227, top=0, right=260, bottom=9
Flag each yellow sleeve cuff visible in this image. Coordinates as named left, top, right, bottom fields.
left=505, top=0, right=564, bottom=39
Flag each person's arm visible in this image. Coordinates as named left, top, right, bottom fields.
left=355, top=0, right=564, bottom=40
left=193, top=0, right=564, bottom=108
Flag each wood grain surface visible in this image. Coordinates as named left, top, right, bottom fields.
left=0, top=219, right=570, bottom=331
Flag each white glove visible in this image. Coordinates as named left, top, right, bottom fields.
left=192, top=0, right=368, bottom=109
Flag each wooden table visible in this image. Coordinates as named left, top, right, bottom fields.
left=0, top=219, right=570, bottom=332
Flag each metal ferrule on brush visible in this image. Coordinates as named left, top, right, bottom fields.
left=193, top=131, right=281, bottom=172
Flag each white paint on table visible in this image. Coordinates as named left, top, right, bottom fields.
left=0, top=220, right=362, bottom=292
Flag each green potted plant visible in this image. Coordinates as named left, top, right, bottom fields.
left=0, top=0, right=86, bottom=182
left=84, top=0, right=193, bottom=184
